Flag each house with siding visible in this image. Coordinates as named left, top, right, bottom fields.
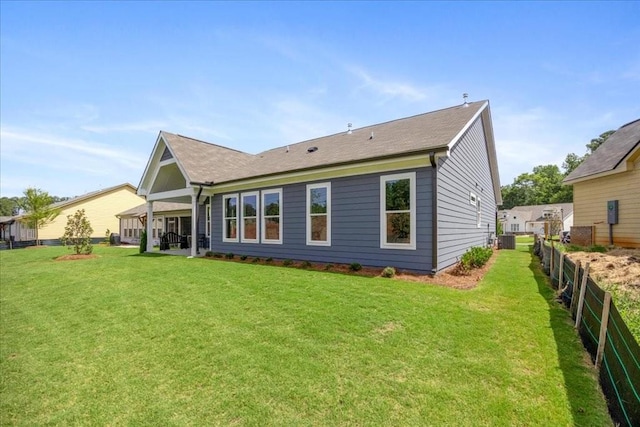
left=563, top=118, right=640, bottom=248
left=137, top=100, right=501, bottom=273
left=117, top=202, right=192, bottom=246
left=10, top=183, right=145, bottom=246
left=498, top=203, right=573, bottom=235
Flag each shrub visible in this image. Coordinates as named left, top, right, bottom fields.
left=265, top=257, right=273, bottom=263
left=460, top=246, right=493, bottom=271
left=324, top=264, right=334, bottom=271
left=104, top=228, right=111, bottom=246
left=225, top=253, right=234, bottom=259
left=282, top=259, right=294, bottom=266
left=213, top=252, right=223, bottom=258
left=381, top=266, right=396, bottom=278
left=60, top=209, right=93, bottom=255
left=139, top=230, right=147, bottom=254
left=240, top=255, right=248, bottom=261
left=349, top=262, right=362, bottom=272
left=300, top=260, right=312, bottom=269
left=588, top=244, right=608, bottom=253
left=252, top=257, right=261, bottom=263
left=205, top=251, right=214, bottom=257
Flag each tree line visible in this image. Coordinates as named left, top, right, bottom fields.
left=500, top=130, right=615, bottom=209
left=0, top=193, right=69, bottom=216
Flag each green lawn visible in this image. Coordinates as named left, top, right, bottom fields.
left=0, top=245, right=611, bottom=426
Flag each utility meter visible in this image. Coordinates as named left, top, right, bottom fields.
left=607, top=200, right=618, bottom=225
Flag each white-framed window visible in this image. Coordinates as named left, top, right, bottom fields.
left=222, top=194, right=239, bottom=242
left=261, top=188, right=282, bottom=244
left=511, top=223, right=519, bottom=232
left=241, top=192, right=259, bottom=243
left=306, top=182, right=331, bottom=246
left=206, top=204, right=211, bottom=237
left=380, top=172, right=416, bottom=250
left=476, top=197, right=482, bottom=228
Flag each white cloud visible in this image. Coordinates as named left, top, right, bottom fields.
left=347, top=66, right=430, bottom=102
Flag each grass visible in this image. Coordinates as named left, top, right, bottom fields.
left=0, top=246, right=611, bottom=426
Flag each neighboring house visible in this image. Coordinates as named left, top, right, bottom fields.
left=11, top=183, right=145, bottom=246
left=137, top=100, right=502, bottom=273
left=498, top=203, right=573, bottom=235
left=117, top=202, right=192, bottom=246
left=0, top=216, right=16, bottom=243
left=564, top=118, right=640, bottom=248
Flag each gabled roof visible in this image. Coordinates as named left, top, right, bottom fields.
left=13, top=183, right=138, bottom=220
left=564, top=119, right=640, bottom=183
left=159, top=100, right=489, bottom=185
left=509, top=203, right=574, bottom=221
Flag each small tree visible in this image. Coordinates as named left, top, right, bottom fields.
left=139, top=229, right=147, bottom=254
left=19, top=188, right=60, bottom=245
left=60, top=209, right=93, bottom=254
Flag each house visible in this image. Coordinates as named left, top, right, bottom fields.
left=137, top=100, right=501, bottom=273
left=117, top=201, right=192, bottom=246
left=10, top=183, right=145, bottom=246
left=563, top=118, right=640, bottom=248
left=498, top=203, right=573, bottom=235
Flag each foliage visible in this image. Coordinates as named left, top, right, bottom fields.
left=565, top=244, right=608, bottom=253
left=60, top=209, right=93, bottom=255
left=0, top=246, right=611, bottom=425
left=324, top=264, right=334, bottom=271
left=225, top=253, right=234, bottom=259
left=496, top=220, right=503, bottom=236
left=349, top=262, right=362, bottom=271
left=265, top=257, right=273, bottom=263
left=460, top=246, right=493, bottom=271
left=213, top=252, right=223, bottom=258
left=240, top=255, right=248, bottom=261
left=104, top=229, right=111, bottom=245
left=0, top=196, right=21, bottom=216
left=300, top=260, right=312, bottom=269
left=381, top=266, right=396, bottom=278
left=205, top=251, right=214, bottom=257
left=139, top=230, right=147, bottom=254
left=19, top=188, right=60, bottom=245
left=282, top=259, right=294, bottom=266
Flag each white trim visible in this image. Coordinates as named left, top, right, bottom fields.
left=306, top=182, right=331, bottom=246
left=146, top=188, right=192, bottom=202
left=222, top=193, right=239, bottom=243
left=261, top=188, right=283, bottom=244
left=380, top=172, right=416, bottom=250
left=240, top=191, right=260, bottom=243
left=476, top=197, right=482, bottom=228
left=446, top=101, right=488, bottom=151
left=206, top=204, right=211, bottom=237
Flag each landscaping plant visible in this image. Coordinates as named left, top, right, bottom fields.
left=60, top=209, right=93, bottom=255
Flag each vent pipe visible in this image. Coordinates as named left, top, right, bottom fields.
left=347, top=123, right=352, bottom=134
left=462, top=93, right=469, bottom=107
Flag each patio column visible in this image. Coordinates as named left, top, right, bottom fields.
left=146, top=201, right=154, bottom=253
left=191, top=193, right=198, bottom=257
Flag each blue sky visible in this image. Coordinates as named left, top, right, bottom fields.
left=1, top=1, right=639, bottom=199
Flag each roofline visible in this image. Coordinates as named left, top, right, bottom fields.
left=563, top=141, right=639, bottom=184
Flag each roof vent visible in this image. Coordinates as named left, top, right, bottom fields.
left=307, top=146, right=318, bottom=153
left=347, top=123, right=352, bottom=135
left=462, top=93, right=469, bottom=107
left=369, top=132, right=374, bottom=140
left=286, top=145, right=290, bottom=153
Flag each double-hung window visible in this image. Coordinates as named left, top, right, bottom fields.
left=223, top=194, right=239, bottom=242
left=306, top=182, right=331, bottom=246
left=261, top=189, right=282, bottom=244
left=380, top=172, right=416, bottom=250
left=241, top=192, right=259, bottom=243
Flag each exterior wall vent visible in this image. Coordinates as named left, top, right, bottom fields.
left=307, top=147, right=318, bottom=153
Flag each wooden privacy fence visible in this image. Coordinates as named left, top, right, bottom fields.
left=534, top=237, right=639, bottom=427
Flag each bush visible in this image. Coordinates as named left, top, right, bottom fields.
left=324, top=264, right=334, bottom=271
left=205, top=251, right=214, bottom=257
left=381, top=266, right=396, bottom=278
left=139, top=230, right=147, bottom=254
left=265, top=257, right=273, bottom=263
left=225, top=253, right=234, bottom=259
left=213, top=252, right=223, bottom=258
left=349, top=262, right=362, bottom=272
left=460, top=246, right=493, bottom=271
left=282, top=259, right=294, bottom=267
left=240, top=255, right=248, bottom=261
left=565, top=244, right=608, bottom=253
left=252, top=257, right=261, bottom=263
left=60, top=209, right=94, bottom=255
left=300, top=260, right=312, bottom=269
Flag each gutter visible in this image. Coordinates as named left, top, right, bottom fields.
left=429, top=152, right=438, bottom=274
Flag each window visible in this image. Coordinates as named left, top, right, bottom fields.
left=306, top=182, right=331, bottom=246
left=381, top=172, right=416, bottom=250
left=223, top=194, right=239, bottom=242
left=476, top=197, right=482, bottom=228
left=206, top=204, right=211, bottom=237
left=261, top=189, right=282, bottom=244
left=511, top=223, right=520, bottom=232
left=241, top=192, right=259, bottom=243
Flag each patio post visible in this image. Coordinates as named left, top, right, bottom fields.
left=191, top=193, right=198, bottom=257
left=146, top=201, right=154, bottom=252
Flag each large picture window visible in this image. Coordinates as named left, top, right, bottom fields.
left=306, top=182, right=331, bottom=246
left=223, top=194, right=239, bottom=242
left=241, top=192, right=259, bottom=243
left=380, top=172, right=416, bottom=250
left=261, top=189, right=282, bottom=244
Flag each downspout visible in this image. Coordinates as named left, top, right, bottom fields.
left=429, top=152, right=438, bottom=274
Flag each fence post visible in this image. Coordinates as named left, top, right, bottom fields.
left=558, top=253, right=564, bottom=290
left=550, top=240, right=554, bottom=274
left=595, top=292, right=612, bottom=370
left=574, top=262, right=590, bottom=329
left=570, top=260, right=581, bottom=316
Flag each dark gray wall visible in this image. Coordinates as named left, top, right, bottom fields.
left=210, top=168, right=434, bottom=273
left=437, top=117, right=497, bottom=271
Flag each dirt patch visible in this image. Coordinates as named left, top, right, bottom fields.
left=564, top=249, right=640, bottom=294
left=55, top=254, right=99, bottom=261
left=204, top=252, right=498, bottom=290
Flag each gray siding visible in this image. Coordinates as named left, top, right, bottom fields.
left=437, top=117, right=497, bottom=271
left=211, top=168, right=434, bottom=273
